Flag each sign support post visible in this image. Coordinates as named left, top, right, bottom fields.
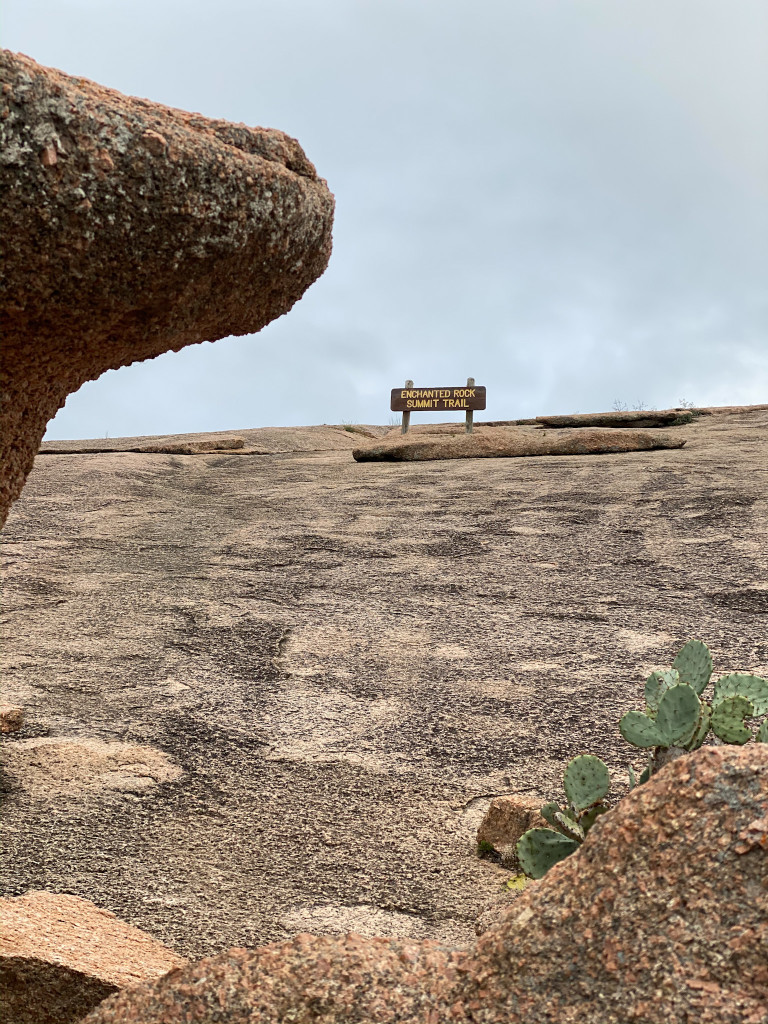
left=465, top=377, right=475, bottom=434
left=401, top=379, right=413, bottom=434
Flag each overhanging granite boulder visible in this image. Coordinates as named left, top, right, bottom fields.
left=0, top=50, right=334, bottom=526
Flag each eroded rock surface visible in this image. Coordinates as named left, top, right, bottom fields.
left=0, top=890, right=186, bottom=1024
left=1, top=408, right=766, bottom=961
left=535, top=409, right=694, bottom=428
left=83, top=746, right=768, bottom=1023
left=0, top=49, right=334, bottom=526
left=353, top=426, right=686, bottom=461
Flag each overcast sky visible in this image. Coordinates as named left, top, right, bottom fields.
left=4, top=0, right=767, bottom=437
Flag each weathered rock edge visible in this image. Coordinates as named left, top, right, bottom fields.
left=353, top=427, right=686, bottom=462
left=535, top=409, right=694, bottom=428
left=84, top=746, right=768, bottom=1024
left=0, top=50, right=334, bottom=527
left=0, top=890, right=187, bottom=1024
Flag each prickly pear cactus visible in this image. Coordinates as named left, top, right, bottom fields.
left=686, top=702, right=711, bottom=751
left=644, top=668, right=680, bottom=714
left=712, top=673, right=768, bottom=715
left=672, top=639, right=713, bottom=694
left=620, top=710, right=666, bottom=749
left=539, top=801, right=562, bottom=828
left=553, top=811, right=585, bottom=843
left=579, top=803, right=610, bottom=832
left=562, top=754, right=610, bottom=811
left=757, top=721, right=768, bottom=743
left=711, top=695, right=755, bottom=744
left=655, top=683, right=701, bottom=747
left=516, top=828, right=579, bottom=880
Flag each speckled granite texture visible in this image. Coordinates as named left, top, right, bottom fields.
left=85, top=745, right=768, bottom=1024
left=0, top=49, right=333, bottom=526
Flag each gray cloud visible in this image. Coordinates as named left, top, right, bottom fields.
left=5, top=0, right=766, bottom=436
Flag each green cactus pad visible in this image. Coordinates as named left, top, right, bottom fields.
left=579, top=803, right=609, bottom=833
left=712, top=673, right=768, bottom=715
left=656, top=683, right=701, bottom=747
left=539, top=802, right=562, bottom=828
left=620, top=710, right=667, bottom=748
left=644, top=668, right=680, bottom=714
left=672, top=640, right=713, bottom=694
left=685, top=702, right=712, bottom=751
left=756, top=721, right=768, bottom=743
left=562, top=754, right=611, bottom=811
left=553, top=811, right=585, bottom=843
left=516, top=828, right=579, bottom=880
left=711, top=695, right=754, bottom=744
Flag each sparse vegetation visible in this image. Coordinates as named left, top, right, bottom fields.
left=515, top=755, right=611, bottom=879
left=513, top=640, right=768, bottom=879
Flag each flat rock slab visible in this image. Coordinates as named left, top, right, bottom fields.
left=39, top=425, right=388, bottom=457
left=0, top=890, right=186, bottom=1024
left=535, top=409, right=694, bottom=428
left=353, top=427, right=686, bottom=462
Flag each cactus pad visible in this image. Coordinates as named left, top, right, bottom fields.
left=579, top=803, right=609, bottom=833
left=685, top=702, right=712, bottom=751
left=553, top=811, right=585, bottom=843
left=644, top=668, right=680, bottom=714
left=620, top=710, right=667, bottom=748
left=656, top=683, right=701, bottom=747
left=757, top=720, right=768, bottom=743
left=539, top=802, right=562, bottom=828
left=516, top=828, right=579, bottom=880
left=672, top=640, right=713, bottom=694
left=711, top=695, right=754, bottom=744
left=712, top=673, right=768, bottom=715
left=562, top=754, right=610, bottom=811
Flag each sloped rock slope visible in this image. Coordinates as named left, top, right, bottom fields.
left=84, top=745, right=768, bottom=1024
left=0, top=49, right=334, bottom=526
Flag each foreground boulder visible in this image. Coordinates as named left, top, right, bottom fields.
left=85, top=746, right=767, bottom=1023
left=0, top=890, right=187, bottom=1023
left=353, top=427, right=686, bottom=462
left=0, top=50, right=334, bottom=527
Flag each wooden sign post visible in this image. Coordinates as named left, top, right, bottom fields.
left=390, top=378, right=486, bottom=434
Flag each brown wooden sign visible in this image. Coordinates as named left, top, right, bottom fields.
left=390, top=386, right=487, bottom=412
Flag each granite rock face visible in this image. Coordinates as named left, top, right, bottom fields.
left=353, top=426, right=686, bottom=462
left=0, top=50, right=334, bottom=526
left=84, top=746, right=768, bottom=1024
left=0, top=890, right=187, bottom=1024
